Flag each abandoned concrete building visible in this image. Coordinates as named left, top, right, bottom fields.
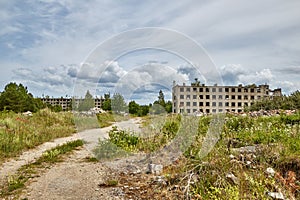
left=172, top=79, right=282, bottom=114
left=41, top=97, right=104, bottom=111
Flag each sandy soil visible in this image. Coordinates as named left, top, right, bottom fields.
left=0, top=117, right=144, bottom=200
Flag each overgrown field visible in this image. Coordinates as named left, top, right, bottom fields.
left=0, top=109, right=76, bottom=162
left=95, top=112, right=300, bottom=199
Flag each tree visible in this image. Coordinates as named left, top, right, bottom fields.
left=111, top=93, right=127, bottom=113
left=78, top=90, right=94, bottom=111
left=151, top=90, right=171, bottom=114
left=129, top=101, right=140, bottom=115
left=157, top=90, right=165, bottom=107
left=102, top=93, right=111, bottom=111
left=138, top=105, right=149, bottom=116
left=0, top=82, right=39, bottom=112
left=165, top=100, right=173, bottom=113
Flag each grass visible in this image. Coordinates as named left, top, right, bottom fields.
left=184, top=112, right=300, bottom=199
left=74, top=115, right=100, bottom=131
left=0, top=109, right=76, bottom=163
left=93, top=114, right=181, bottom=160
left=95, top=111, right=300, bottom=199
left=96, top=112, right=115, bottom=128
left=0, top=139, right=84, bottom=197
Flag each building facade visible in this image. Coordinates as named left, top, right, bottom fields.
left=172, top=80, right=282, bottom=114
left=41, top=97, right=104, bottom=111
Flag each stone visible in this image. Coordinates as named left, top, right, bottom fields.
left=266, top=167, right=275, bottom=177
left=154, top=176, right=167, bottom=186
left=226, top=173, right=239, bottom=185
left=148, top=163, right=163, bottom=175
left=232, top=146, right=257, bottom=154
left=267, top=192, right=285, bottom=199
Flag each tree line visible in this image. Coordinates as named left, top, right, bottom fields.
left=0, top=82, right=173, bottom=115
left=99, top=90, right=173, bottom=116
left=246, top=90, right=300, bottom=111
left=2, top=82, right=297, bottom=114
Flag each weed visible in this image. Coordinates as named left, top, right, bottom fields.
left=0, top=140, right=84, bottom=197
left=0, top=109, right=76, bottom=163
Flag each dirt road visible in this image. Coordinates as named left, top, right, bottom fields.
left=0, top=118, right=143, bottom=199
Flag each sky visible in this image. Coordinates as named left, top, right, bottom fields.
left=1, top=0, right=299, bottom=104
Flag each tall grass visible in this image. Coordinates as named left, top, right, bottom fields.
left=94, top=112, right=300, bottom=199
left=0, top=109, right=76, bottom=162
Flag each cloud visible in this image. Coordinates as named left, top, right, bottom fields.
left=275, top=66, right=300, bottom=74
left=219, top=64, right=246, bottom=85
left=218, top=64, right=298, bottom=94
left=1, top=0, right=300, bottom=99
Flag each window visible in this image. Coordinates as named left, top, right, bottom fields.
left=180, top=102, right=184, bottom=106
left=187, top=109, right=190, bottom=113
left=206, top=109, right=210, bottom=113
left=219, top=88, right=222, bottom=92
left=186, top=88, right=190, bottom=92
left=225, top=88, right=229, bottom=92
left=238, top=95, right=242, bottom=100
left=219, top=102, right=223, bottom=107
left=231, top=88, right=235, bottom=92
left=193, top=95, right=197, bottom=99
left=180, top=95, right=184, bottom=99
left=225, top=95, right=229, bottom=99
left=180, top=88, right=184, bottom=92
left=206, top=88, right=209, bottom=92
left=212, top=109, right=216, bottom=113
left=232, top=95, right=235, bottom=99
left=206, top=102, right=210, bottom=106
left=219, top=95, right=223, bottom=99
left=199, top=102, right=203, bottom=106
left=244, top=95, right=248, bottom=100
left=244, top=88, right=248, bottom=92
left=199, top=95, right=203, bottom=99
left=225, top=102, right=229, bottom=107
left=193, top=109, right=197, bottom=113
left=212, top=102, right=216, bottom=107
left=238, top=88, right=242, bottom=92
left=186, top=102, right=190, bottom=106
left=193, top=102, right=197, bottom=106
left=212, top=88, right=216, bottom=92
left=199, top=88, right=203, bottom=92
left=186, top=95, right=190, bottom=99
left=251, top=88, right=254, bottom=93
left=193, top=88, right=197, bottom=92
left=212, top=95, right=216, bottom=99
left=219, top=109, right=223, bottom=113
left=206, top=95, right=210, bottom=99
left=251, top=96, right=255, bottom=100
left=231, top=102, right=236, bottom=107
left=238, top=102, right=242, bottom=107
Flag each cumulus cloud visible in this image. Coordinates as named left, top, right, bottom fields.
left=2, top=0, right=300, bottom=99
left=218, top=64, right=298, bottom=94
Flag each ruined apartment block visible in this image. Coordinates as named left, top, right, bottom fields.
left=41, top=97, right=104, bottom=111
left=172, top=79, right=282, bottom=114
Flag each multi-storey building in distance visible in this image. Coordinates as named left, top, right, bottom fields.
left=172, top=79, right=282, bottom=114
left=41, top=97, right=104, bottom=111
